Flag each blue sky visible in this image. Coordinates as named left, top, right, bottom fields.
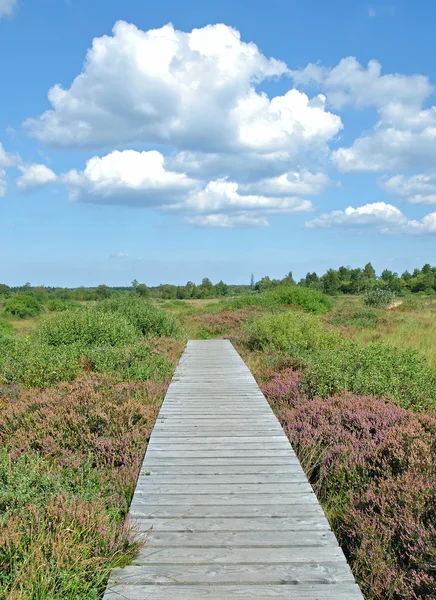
left=1, top=0, right=436, bottom=286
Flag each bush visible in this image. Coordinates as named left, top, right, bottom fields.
left=364, top=288, right=396, bottom=308
left=0, top=375, right=165, bottom=599
left=246, top=311, right=436, bottom=411
left=3, top=295, right=41, bottom=318
left=266, top=285, right=332, bottom=314
left=98, top=295, right=180, bottom=338
left=330, top=309, right=379, bottom=329
left=35, top=310, right=138, bottom=348
left=261, top=378, right=436, bottom=600
left=46, top=299, right=83, bottom=312
left=0, top=338, right=83, bottom=388
left=303, top=341, right=436, bottom=411
left=246, top=311, right=338, bottom=354
left=84, top=342, right=173, bottom=381
left=228, top=285, right=332, bottom=314
left=0, top=319, right=14, bottom=336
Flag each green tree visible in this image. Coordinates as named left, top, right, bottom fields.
left=215, top=280, right=229, bottom=296
left=321, top=269, right=340, bottom=295
left=135, top=283, right=150, bottom=297
left=0, top=284, right=10, bottom=296
left=131, top=279, right=139, bottom=290
left=95, top=285, right=111, bottom=299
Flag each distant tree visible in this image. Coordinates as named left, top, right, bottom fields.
left=135, top=283, right=150, bottom=297
left=401, top=270, right=412, bottom=281
left=250, top=273, right=255, bottom=288
left=198, top=278, right=215, bottom=298
left=33, top=286, right=49, bottom=303
left=0, top=283, right=10, bottom=296
left=215, top=280, right=229, bottom=296
left=95, top=284, right=111, bottom=299
left=157, top=284, right=177, bottom=299
left=282, top=271, right=295, bottom=286
left=131, top=279, right=139, bottom=290
left=422, top=263, right=432, bottom=274
left=321, top=269, right=341, bottom=295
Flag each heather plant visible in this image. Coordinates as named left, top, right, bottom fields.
left=98, top=295, right=181, bottom=337
left=0, top=372, right=177, bottom=599
left=245, top=311, right=436, bottom=410
left=3, top=294, right=41, bottom=318
left=261, top=374, right=436, bottom=600
left=35, top=309, right=138, bottom=347
left=364, top=288, right=396, bottom=308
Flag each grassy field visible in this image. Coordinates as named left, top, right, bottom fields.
left=1, top=288, right=435, bottom=599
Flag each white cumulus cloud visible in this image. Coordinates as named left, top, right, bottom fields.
left=24, top=21, right=341, bottom=160
left=63, top=149, right=198, bottom=205
left=186, top=213, right=269, bottom=228
left=292, top=57, right=432, bottom=110
left=0, top=142, right=21, bottom=197
left=0, top=0, right=16, bottom=17
left=306, top=201, right=436, bottom=234
left=380, top=173, right=436, bottom=204
left=16, top=164, right=57, bottom=192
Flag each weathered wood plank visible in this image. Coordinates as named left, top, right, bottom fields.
left=106, top=562, right=357, bottom=584
left=103, top=583, right=364, bottom=599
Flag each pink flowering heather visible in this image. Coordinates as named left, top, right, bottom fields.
left=261, top=370, right=436, bottom=600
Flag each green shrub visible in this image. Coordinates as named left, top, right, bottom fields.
left=85, top=342, right=172, bottom=381
left=46, top=299, right=83, bottom=312
left=246, top=311, right=338, bottom=354
left=3, top=295, right=41, bottom=318
left=303, top=341, right=436, bottom=411
left=98, top=295, right=180, bottom=338
left=364, top=288, right=396, bottom=308
left=35, top=310, right=138, bottom=348
left=228, top=285, right=332, bottom=314
left=0, top=338, right=83, bottom=388
left=330, top=309, right=379, bottom=329
left=266, top=285, right=332, bottom=314
left=0, top=319, right=14, bottom=336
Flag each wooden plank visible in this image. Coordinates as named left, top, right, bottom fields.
left=130, top=516, right=332, bottom=532
left=129, top=504, right=326, bottom=519
left=104, top=583, right=364, bottom=599
left=103, top=339, right=364, bottom=600
left=106, top=562, right=357, bottom=584
left=142, top=530, right=338, bottom=547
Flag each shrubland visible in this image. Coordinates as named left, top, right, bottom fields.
left=0, top=296, right=185, bottom=599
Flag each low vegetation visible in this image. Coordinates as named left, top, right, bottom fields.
left=1, top=277, right=436, bottom=599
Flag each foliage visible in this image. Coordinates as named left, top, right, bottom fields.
left=98, top=295, right=181, bottom=338
left=246, top=311, right=338, bottom=354
left=46, top=298, right=83, bottom=312
left=261, top=374, right=436, bottom=600
left=329, top=309, right=379, bottom=329
left=229, top=285, right=332, bottom=314
left=246, top=311, right=436, bottom=410
left=364, top=288, right=396, bottom=308
left=35, top=310, right=138, bottom=347
left=3, top=295, right=41, bottom=319
left=303, top=341, right=436, bottom=410
left=0, top=375, right=169, bottom=599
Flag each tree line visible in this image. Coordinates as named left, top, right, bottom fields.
left=2, top=263, right=436, bottom=300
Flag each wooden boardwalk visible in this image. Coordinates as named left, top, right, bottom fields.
left=104, top=339, right=364, bottom=599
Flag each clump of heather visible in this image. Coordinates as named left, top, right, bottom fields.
left=0, top=370, right=175, bottom=599
left=261, top=372, right=436, bottom=600
left=190, top=308, right=259, bottom=338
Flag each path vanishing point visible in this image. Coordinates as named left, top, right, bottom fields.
left=103, top=339, right=364, bottom=599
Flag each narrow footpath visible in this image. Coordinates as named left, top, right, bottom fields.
left=103, top=339, right=364, bottom=599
